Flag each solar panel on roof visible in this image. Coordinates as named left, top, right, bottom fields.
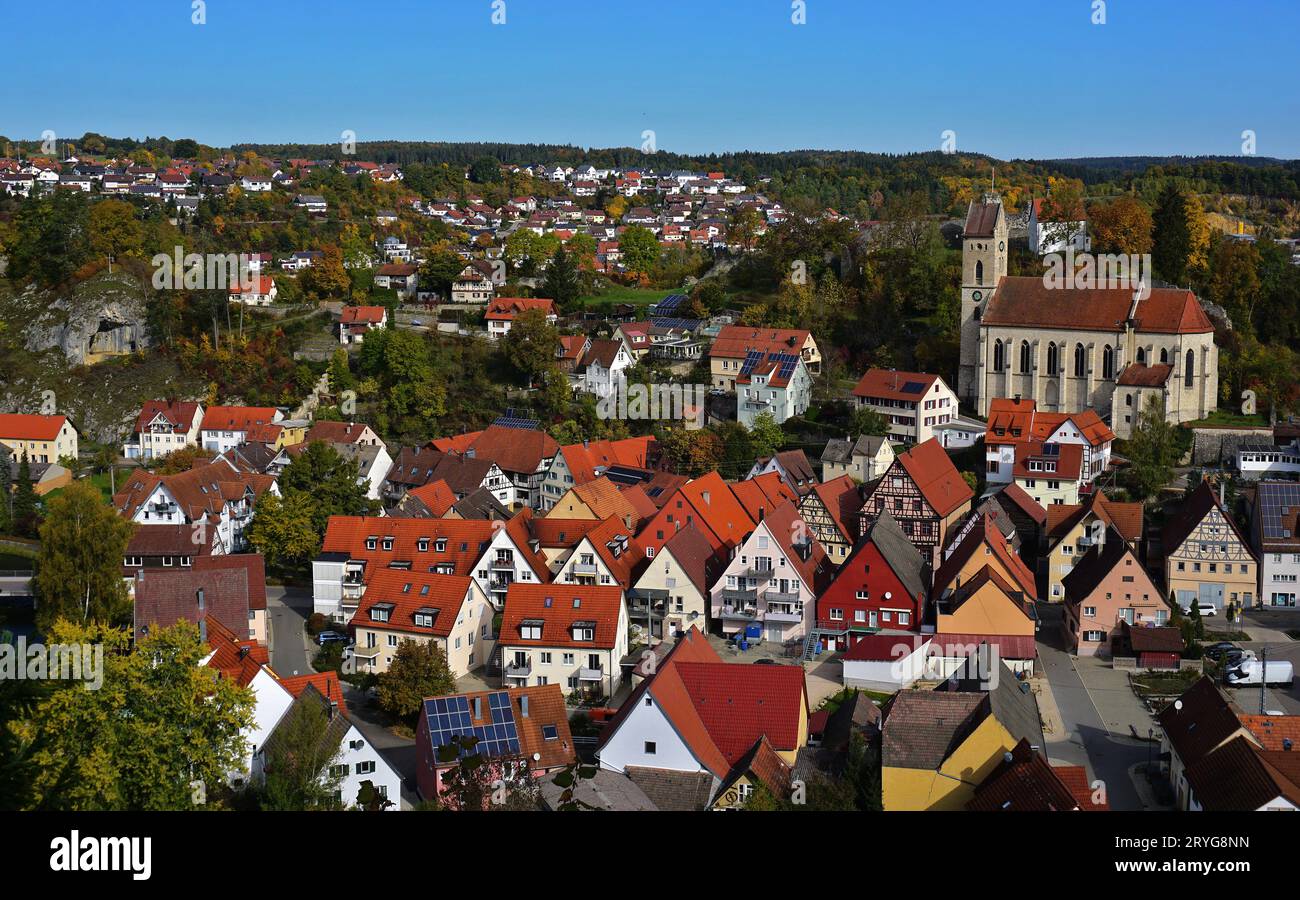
left=900, top=381, right=927, bottom=394
left=425, top=691, right=521, bottom=761
left=493, top=408, right=540, bottom=431
left=1260, top=482, right=1300, bottom=539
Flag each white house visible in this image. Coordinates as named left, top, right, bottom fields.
left=1238, top=439, right=1300, bottom=480
left=737, top=352, right=813, bottom=428
left=841, top=633, right=933, bottom=692
left=1253, top=481, right=1300, bottom=611
left=579, top=340, right=635, bottom=398
left=123, top=400, right=204, bottom=461
left=200, top=406, right=284, bottom=455
left=851, top=369, right=958, bottom=445
left=229, top=275, right=278, bottom=307
left=1028, top=197, right=1089, bottom=255
left=709, top=501, right=830, bottom=643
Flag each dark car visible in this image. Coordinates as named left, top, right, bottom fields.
left=1203, top=641, right=1240, bottom=661
left=317, top=631, right=348, bottom=645
left=753, top=658, right=782, bottom=665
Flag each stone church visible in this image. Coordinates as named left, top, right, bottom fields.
left=957, top=192, right=1218, bottom=438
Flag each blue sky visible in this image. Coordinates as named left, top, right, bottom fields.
left=4, top=0, right=1297, bottom=159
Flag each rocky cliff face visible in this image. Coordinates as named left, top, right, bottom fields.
left=19, top=272, right=151, bottom=365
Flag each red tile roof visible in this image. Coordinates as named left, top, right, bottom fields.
left=194, top=554, right=267, bottom=611
left=1012, top=441, right=1083, bottom=481
left=501, top=582, right=624, bottom=649
left=423, top=684, right=576, bottom=771
left=200, top=406, right=280, bottom=433
left=671, top=660, right=807, bottom=766
left=354, top=570, right=476, bottom=638
left=340, top=305, right=386, bottom=325
left=485, top=297, right=556, bottom=321
left=465, top=425, right=558, bottom=476
left=405, top=479, right=457, bottom=516
left=852, top=369, right=942, bottom=402
left=320, top=516, right=496, bottom=577
left=278, top=671, right=349, bottom=716
left=982, top=277, right=1213, bottom=334
left=894, top=438, right=973, bottom=517
left=133, top=400, right=200, bottom=435
left=0, top=413, right=68, bottom=441
left=709, top=324, right=810, bottom=360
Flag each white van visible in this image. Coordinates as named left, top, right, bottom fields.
left=1226, top=659, right=1294, bottom=686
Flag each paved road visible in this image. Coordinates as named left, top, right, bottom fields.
left=267, top=584, right=313, bottom=677
left=1036, top=605, right=1155, bottom=810
left=1222, top=610, right=1300, bottom=714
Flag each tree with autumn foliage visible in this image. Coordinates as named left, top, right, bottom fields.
left=1088, top=195, right=1154, bottom=256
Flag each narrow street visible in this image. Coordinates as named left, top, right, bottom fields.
left=267, top=584, right=312, bottom=677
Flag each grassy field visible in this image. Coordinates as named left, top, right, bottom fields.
left=41, top=472, right=115, bottom=505
left=1185, top=410, right=1270, bottom=428
left=574, top=286, right=670, bottom=310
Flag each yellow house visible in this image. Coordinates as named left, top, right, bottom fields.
left=545, top=476, right=651, bottom=531
left=936, top=567, right=1036, bottom=639
left=0, top=414, right=79, bottom=464
left=932, top=516, right=1038, bottom=600
left=881, top=658, right=1046, bottom=811
left=1043, top=491, right=1144, bottom=602
left=1162, top=481, right=1257, bottom=614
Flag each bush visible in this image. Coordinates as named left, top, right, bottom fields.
left=306, top=612, right=327, bottom=636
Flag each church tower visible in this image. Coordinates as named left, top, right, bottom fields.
left=957, top=191, right=1008, bottom=404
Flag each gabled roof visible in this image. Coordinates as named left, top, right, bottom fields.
left=570, top=515, right=639, bottom=588
left=556, top=436, right=656, bottom=485
left=821, top=433, right=890, bottom=465
left=339, top=306, right=386, bottom=325
left=1061, top=527, right=1141, bottom=604
left=133, top=563, right=253, bottom=641
left=992, top=483, right=1047, bottom=526
left=353, top=571, right=475, bottom=638
left=752, top=500, right=832, bottom=594
left=800, top=474, right=859, bottom=543
left=752, top=449, right=817, bottom=494
left=667, top=471, right=757, bottom=552
left=125, top=523, right=217, bottom=558
left=653, top=524, right=721, bottom=596
left=303, top=420, right=375, bottom=445
left=963, top=197, right=1002, bottom=238
left=731, top=471, right=797, bottom=521
left=891, top=438, right=973, bottom=517
left=195, top=554, right=267, bottom=611
left=580, top=338, right=626, bottom=370
left=934, top=515, right=1037, bottom=599
left=844, top=507, right=929, bottom=601
left=465, top=424, right=558, bottom=476
left=1117, top=363, right=1173, bottom=387
left=1161, top=480, right=1251, bottom=558
left=319, top=516, right=497, bottom=577
left=1045, top=489, right=1143, bottom=544
left=200, top=405, right=279, bottom=433
left=709, top=324, right=810, bottom=360
left=486, top=296, right=556, bottom=320
left=981, top=277, right=1213, bottom=334
left=113, top=458, right=272, bottom=522
left=500, top=582, right=624, bottom=649
left=261, top=683, right=351, bottom=766
left=1237, top=713, right=1300, bottom=752
left=421, top=684, right=576, bottom=771
left=403, top=479, right=457, bottom=517
left=1012, top=441, right=1083, bottom=481
left=0, top=413, right=69, bottom=441
left=1184, top=735, right=1300, bottom=811
left=133, top=400, right=201, bottom=435
left=852, top=369, right=942, bottom=403
left=278, top=671, right=349, bottom=717
left=967, top=738, right=1088, bottom=811
left=1157, top=676, right=1247, bottom=768
left=716, top=735, right=793, bottom=803
left=565, top=476, right=647, bottom=526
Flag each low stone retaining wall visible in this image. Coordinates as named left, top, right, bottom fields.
left=1189, top=426, right=1273, bottom=466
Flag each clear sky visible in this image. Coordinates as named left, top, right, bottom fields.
left=4, top=0, right=1297, bottom=160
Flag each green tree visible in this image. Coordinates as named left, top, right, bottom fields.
left=11, top=453, right=38, bottom=536
left=88, top=198, right=144, bottom=263
left=541, top=244, right=581, bottom=310
left=34, top=480, right=134, bottom=631
left=747, top=411, right=785, bottom=459
left=469, top=156, right=504, bottom=184
left=260, top=692, right=345, bottom=811
left=435, top=735, right=541, bottom=811
left=1124, top=394, right=1181, bottom=501
left=502, top=308, right=561, bottom=386
left=420, top=246, right=472, bottom=299
left=619, top=225, right=660, bottom=276
left=10, top=620, right=253, bottom=810
left=1152, top=185, right=1208, bottom=285
left=376, top=639, right=456, bottom=722
left=249, top=490, right=324, bottom=569
left=850, top=406, right=890, bottom=437
left=278, top=441, right=378, bottom=538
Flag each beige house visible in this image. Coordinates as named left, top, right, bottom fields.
left=351, top=571, right=493, bottom=676
left=1062, top=527, right=1169, bottom=656
left=499, top=583, right=628, bottom=699
left=957, top=192, right=1218, bottom=438
left=627, top=524, right=719, bottom=641
left=820, top=434, right=894, bottom=483
left=0, top=414, right=79, bottom=464
left=1162, top=481, right=1257, bottom=614
left=708, top=325, right=820, bottom=392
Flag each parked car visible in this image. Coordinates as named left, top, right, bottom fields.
left=1223, top=649, right=1256, bottom=669
left=1203, top=641, right=1240, bottom=661
left=1180, top=602, right=1218, bottom=617
left=1226, top=659, right=1294, bottom=686
left=317, top=631, right=348, bottom=645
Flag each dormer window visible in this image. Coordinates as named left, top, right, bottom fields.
left=572, top=621, right=596, bottom=641
left=436, top=538, right=448, bottom=552
left=370, top=603, right=394, bottom=623
left=418, top=538, right=429, bottom=552
left=366, top=536, right=378, bottom=550
left=382, top=537, right=394, bottom=551
left=520, top=619, right=543, bottom=640
left=413, top=608, right=437, bottom=628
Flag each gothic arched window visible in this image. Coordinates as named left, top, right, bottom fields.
left=1020, top=341, right=1031, bottom=373
left=975, top=260, right=984, bottom=285
left=1185, top=349, right=1195, bottom=387
left=992, top=340, right=1004, bottom=373
left=1046, top=343, right=1058, bottom=376
left=1073, top=343, right=1086, bottom=377
left=1137, top=347, right=1146, bottom=365
left=1102, top=345, right=1114, bottom=380
left=1160, top=347, right=1169, bottom=364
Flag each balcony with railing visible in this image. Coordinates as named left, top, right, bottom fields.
left=720, top=604, right=759, bottom=622
left=578, top=665, right=604, bottom=682
left=491, top=553, right=515, bottom=570
left=570, top=561, right=598, bottom=576
left=504, top=658, right=532, bottom=678
left=352, top=643, right=382, bottom=660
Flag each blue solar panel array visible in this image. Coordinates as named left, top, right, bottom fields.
left=652, top=294, right=687, bottom=316
left=493, top=408, right=540, bottom=431
left=1259, top=482, right=1300, bottom=540
left=649, top=317, right=701, bottom=332
left=425, top=692, right=521, bottom=760
left=771, top=352, right=800, bottom=382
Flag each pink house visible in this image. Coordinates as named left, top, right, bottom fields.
left=1062, top=526, right=1170, bottom=656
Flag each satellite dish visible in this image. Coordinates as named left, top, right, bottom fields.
left=532, top=752, right=541, bottom=762
left=884, top=591, right=892, bottom=600
left=1174, top=700, right=1183, bottom=711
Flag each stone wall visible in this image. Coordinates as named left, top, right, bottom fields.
left=1189, top=426, right=1273, bottom=467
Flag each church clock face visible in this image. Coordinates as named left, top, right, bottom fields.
left=998, top=241, right=1005, bottom=251
left=971, top=290, right=982, bottom=301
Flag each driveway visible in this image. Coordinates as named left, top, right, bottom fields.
left=1035, top=604, right=1158, bottom=811
left=1224, top=617, right=1300, bottom=714
left=267, top=584, right=313, bottom=677
left=342, top=684, right=419, bottom=810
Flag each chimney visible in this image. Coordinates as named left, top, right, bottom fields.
left=473, top=696, right=482, bottom=719
left=199, top=619, right=207, bottom=643
left=197, top=588, right=205, bottom=611
left=520, top=694, right=530, bottom=718
left=1219, top=481, right=1225, bottom=506
left=238, top=645, right=249, bottom=660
